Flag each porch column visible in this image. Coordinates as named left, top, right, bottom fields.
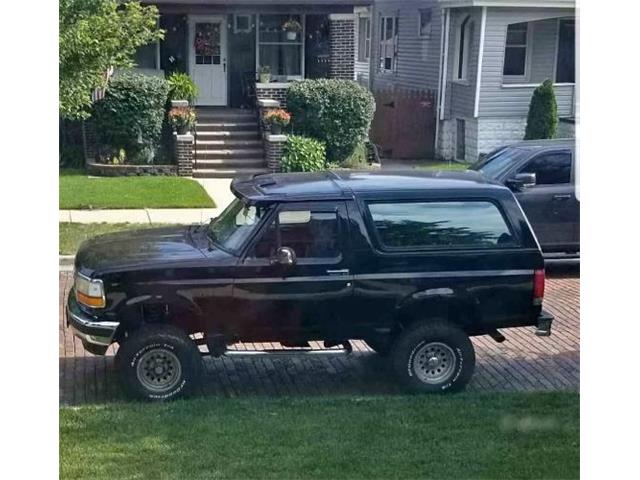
left=329, top=13, right=355, bottom=80
left=175, top=134, right=194, bottom=177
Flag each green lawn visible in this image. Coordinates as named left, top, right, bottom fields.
left=59, top=170, right=215, bottom=209
left=59, top=223, right=180, bottom=254
left=60, top=392, right=579, bottom=480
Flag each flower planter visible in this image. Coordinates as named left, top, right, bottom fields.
left=286, top=31, right=297, bottom=41
left=270, top=124, right=283, bottom=135
left=259, top=73, right=271, bottom=84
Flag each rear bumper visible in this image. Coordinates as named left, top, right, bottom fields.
left=535, top=309, right=554, bottom=337
left=66, top=289, right=119, bottom=349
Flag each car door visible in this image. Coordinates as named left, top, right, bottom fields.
left=230, top=201, right=353, bottom=342
left=513, top=149, right=577, bottom=252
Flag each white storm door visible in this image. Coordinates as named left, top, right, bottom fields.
left=189, top=16, right=227, bottom=106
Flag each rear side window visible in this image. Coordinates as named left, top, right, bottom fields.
left=367, top=201, right=516, bottom=250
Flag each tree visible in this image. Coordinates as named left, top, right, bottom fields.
left=59, top=0, right=163, bottom=119
left=524, top=79, right=558, bottom=140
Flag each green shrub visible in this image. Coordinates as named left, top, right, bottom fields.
left=167, top=72, right=198, bottom=104
left=287, top=79, right=375, bottom=163
left=281, top=135, right=326, bottom=172
left=92, top=73, right=169, bottom=163
left=524, top=79, right=558, bottom=140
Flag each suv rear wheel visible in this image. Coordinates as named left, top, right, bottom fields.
left=115, top=325, right=203, bottom=401
left=390, top=321, right=475, bottom=393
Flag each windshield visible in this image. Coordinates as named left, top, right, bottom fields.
left=472, top=147, right=529, bottom=179
left=208, top=198, right=268, bottom=253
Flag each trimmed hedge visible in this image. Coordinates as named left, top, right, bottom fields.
left=287, top=79, right=375, bottom=163
left=524, top=79, right=558, bottom=140
left=92, top=72, right=170, bottom=164
left=281, top=135, right=326, bottom=172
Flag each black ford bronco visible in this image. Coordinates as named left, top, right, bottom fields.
left=67, top=171, right=553, bottom=400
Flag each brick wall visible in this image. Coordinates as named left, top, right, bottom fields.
left=329, top=14, right=355, bottom=80
left=256, top=85, right=289, bottom=109
left=175, top=134, right=194, bottom=176
left=265, top=135, right=287, bottom=172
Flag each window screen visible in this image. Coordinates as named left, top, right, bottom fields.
left=368, top=201, right=515, bottom=249
left=503, top=22, right=528, bottom=76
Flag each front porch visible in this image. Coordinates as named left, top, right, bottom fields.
left=135, top=1, right=369, bottom=108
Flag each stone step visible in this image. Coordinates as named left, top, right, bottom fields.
left=194, top=158, right=266, bottom=168
left=195, top=148, right=264, bottom=159
left=193, top=167, right=270, bottom=179
left=196, top=111, right=257, bottom=121
left=195, top=130, right=260, bottom=139
left=195, top=139, right=263, bottom=148
left=195, top=122, right=259, bottom=132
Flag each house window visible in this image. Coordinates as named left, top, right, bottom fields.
left=358, top=16, right=371, bottom=62
left=503, top=22, right=529, bottom=77
left=234, top=14, right=251, bottom=34
left=454, top=15, right=472, bottom=81
left=556, top=19, right=575, bottom=83
left=419, top=8, right=433, bottom=38
left=257, top=14, right=304, bottom=80
left=379, top=15, right=398, bottom=72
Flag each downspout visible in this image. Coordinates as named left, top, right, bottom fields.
left=436, top=8, right=451, bottom=159
left=473, top=6, right=487, bottom=118
left=434, top=8, right=446, bottom=158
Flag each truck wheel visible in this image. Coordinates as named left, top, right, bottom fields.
left=115, top=325, right=203, bottom=401
left=390, top=321, right=475, bottom=393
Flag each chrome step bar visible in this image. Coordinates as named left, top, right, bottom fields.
left=223, top=348, right=351, bottom=356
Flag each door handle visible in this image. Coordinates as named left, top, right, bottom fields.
left=553, top=194, right=572, bottom=201
left=326, top=269, right=350, bottom=275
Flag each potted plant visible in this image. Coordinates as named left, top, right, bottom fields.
left=168, top=106, right=196, bottom=135
left=264, top=108, right=291, bottom=134
left=259, top=65, right=271, bottom=84
left=282, top=19, right=302, bottom=40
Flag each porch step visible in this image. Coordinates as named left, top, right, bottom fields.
left=195, top=148, right=264, bottom=159
left=193, top=168, right=270, bottom=179
left=195, top=139, right=263, bottom=148
left=196, top=110, right=257, bottom=120
left=195, top=130, right=260, bottom=139
left=195, top=122, right=259, bottom=132
left=194, top=158, right=266, bottom=168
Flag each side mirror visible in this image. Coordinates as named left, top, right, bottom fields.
left=270, top=246, right=296, bottom=267
left=507, top=172, right=536, bottom=191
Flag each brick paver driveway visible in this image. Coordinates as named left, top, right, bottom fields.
left=59, top=269, right=579, bottom=405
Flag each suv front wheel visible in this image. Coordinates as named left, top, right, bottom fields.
left=391, top=321, right=475, bottom=393
left=115, top=325, right=203, bottom=401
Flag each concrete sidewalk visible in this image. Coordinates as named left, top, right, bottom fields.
left=59, top=178, right=235, bottom=224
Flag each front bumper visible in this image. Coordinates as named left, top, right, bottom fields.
left=535, top=309, right=554, bottom=337
left=66, top=289, right=119, bottom=349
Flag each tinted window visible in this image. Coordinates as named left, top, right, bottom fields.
left=520, top=152, right=571, bottom=185
left=368, top=201, right=515, bottom=249
left=251, top=210, right=340, bottom=259
left=476, top=147, right=529, bottom=179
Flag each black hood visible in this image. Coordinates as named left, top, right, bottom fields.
left=75, top=226, right=207, bottom=275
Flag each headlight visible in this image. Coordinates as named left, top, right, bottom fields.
left=75, top=273, right=105, bottom=308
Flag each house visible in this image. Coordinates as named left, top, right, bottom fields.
left=358, top=0, right=576, bottom=162
left=134, top=0, right=371, bottom=107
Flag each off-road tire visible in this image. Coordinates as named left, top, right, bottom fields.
left=390, top=321, right=475, bottom=393
left=115, top=325, right=203, bottom=401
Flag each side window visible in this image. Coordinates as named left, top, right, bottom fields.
left=367, top=201, right=515, bottom=250
left=250, top=209, right=341, bottom=260
left=520, top=152, right=571, bottom=185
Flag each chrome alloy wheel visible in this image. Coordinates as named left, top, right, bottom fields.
left=135, top=348, right=182, bottom=393
left=412, top=342, right=456, bottom=384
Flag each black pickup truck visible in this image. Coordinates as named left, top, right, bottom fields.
left=67, top=170, right=553, bottom=400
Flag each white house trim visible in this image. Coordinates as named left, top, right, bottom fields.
left=500, top=82, right=575, bottom=88
left=438, top=0, right=575, bottom=8
left=473, top=6, right=487, bottom=118
left=439, top=8, right=451, bottom=121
